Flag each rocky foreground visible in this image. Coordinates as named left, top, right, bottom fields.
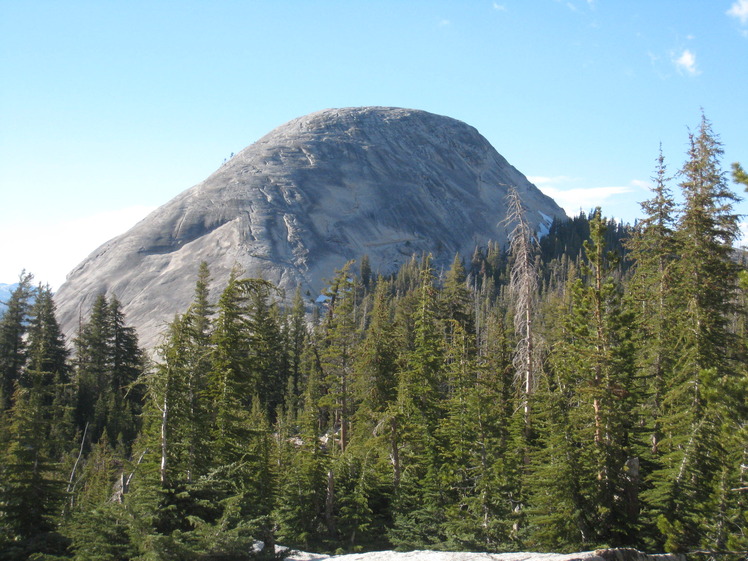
left=285, top=549, right=684, bottom=561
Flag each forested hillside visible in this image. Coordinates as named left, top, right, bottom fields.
left=0, top=116, right=746, bottom=560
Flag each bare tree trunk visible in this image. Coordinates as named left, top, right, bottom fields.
left=325, top=468, right=336, bottom=536
left=341, top=372, right=348, bottom=452
left=67, top=422, right=89, bottom=494
left=160, top=394, right=168, bottom=485
left=506, top=187, right=539, bottom=432
left=390, top=416, right=401, bottom=489
left=66, top=422, right=89, bottom=512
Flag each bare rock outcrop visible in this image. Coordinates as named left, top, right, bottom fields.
left=54, top=107, right=565, bottom=348
left=284, top=549, right=686, bottom=561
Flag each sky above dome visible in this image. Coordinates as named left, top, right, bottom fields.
left=1, top=0, right=747, bottom=289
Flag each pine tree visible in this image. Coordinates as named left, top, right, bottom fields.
left=0, top=285, right=74, bottom=558
left=246, top=279, right=286, bottom=418
left=398, top=255, right=445, bottom=428
left=275, top=359, right=330, bottom=551
left=285, top=286, right=308, bottom=405
left=0, top=272, right=34, bottom=411
left=646, top=113, right=745, bottom=553
left=320, top=261, right=359, bottom=454
left=360, top=254, right=373, bottom=293
left=528, top=210, right=639, bottom=549
left=75, top=294, right=145, bottom=452
left=0, top=384, right=68, bottom=559
left=208, top=270, right=254, bottom=461
left=626, top=147, right=678, bottom=458
left=388, top=256, right=446, bottom=549
left=354, top=278, right=398, bottom=428
left=674, top=113, right=741, bottom=382
left=75, top=293, right=112, bottom=441
left=108, top=296, right=145, bottom=446
left=179, top=261, right=214, bottom=483
left=436, top=318, right=516, bottom=550
left=65, top=436, right=135, bottom=561
left=732, top=162, right=748, bottom=190
left=148, top=314, right=195, bottom=487
left=440, top=253, right=473, bottom=333
left=23, top=285, right=74, bottom=459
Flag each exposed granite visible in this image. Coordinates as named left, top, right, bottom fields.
left=54, top=107, right=566, bottom=349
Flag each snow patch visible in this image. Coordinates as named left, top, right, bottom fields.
left=536, top=211, right=553, bottom=238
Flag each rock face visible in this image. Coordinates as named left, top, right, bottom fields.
left=284, top=549, right=686, bottom=561
left=54, top=107, right=565, bottom=349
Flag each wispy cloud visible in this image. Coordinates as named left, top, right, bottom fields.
left=673, top=49, right=699, bottom=76
left=739, top=221, right=748, bottom=246
left=438, top=19, right=451, bottom=27
left=529, top=176, right=636, bottom=217
left=492, top=2, right=507, bottom=11
left=555, top=0, right=595, bottom=12
left=727, top=0, right=748, bottom=25
left=527, top=175, right=578, bottom=186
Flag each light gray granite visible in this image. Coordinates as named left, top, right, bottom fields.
left=54, top=107, right=566, bottom=349
left=283, top=549, right=685, bottom=561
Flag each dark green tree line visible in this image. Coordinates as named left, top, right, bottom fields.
left=1, top=114, right=746, bottom=559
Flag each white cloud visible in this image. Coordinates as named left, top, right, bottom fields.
left=674, top=49, right=699, bottom=76
left=438, top=19, right=451, bottom=27
left=739, top=221, right=748, bottom=246
left=492, top=2, right=507, bottom=11
left=527, top=175, right=578, bottom=186
left=727, top=0, right=748, bottom=25
left=529, top=176, right=635, bottom=217
left=0, top=205, right=155, bottom=290
left=629, top=179, right=651, bottom=189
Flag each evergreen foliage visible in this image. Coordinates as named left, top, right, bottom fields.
left=1, top=114, right=746, bottom=559
left=0, top=272, right=34, bottom=411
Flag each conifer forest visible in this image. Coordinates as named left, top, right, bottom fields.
left=1, top=116, right=747, bottom=560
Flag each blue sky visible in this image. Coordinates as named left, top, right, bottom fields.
left=2, top=0, right=747, bottom=289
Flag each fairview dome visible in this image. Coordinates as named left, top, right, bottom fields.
left=54, top=107, right=566, bottom=348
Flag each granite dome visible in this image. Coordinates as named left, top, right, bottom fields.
left=54, top=107, right=566, bottom=348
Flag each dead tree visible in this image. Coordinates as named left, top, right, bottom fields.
left=506, top=187, right=540, bottom=432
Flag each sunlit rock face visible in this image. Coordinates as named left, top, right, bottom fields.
left=55, top=107, right=565, bottom=348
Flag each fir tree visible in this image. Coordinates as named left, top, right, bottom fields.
left=353, top=278, right=398, bottom=428
left=320, top=261, right=359, bottom=453
left=208, top=270, right=255, bottom=461
left=0, top=272, right=34, bottom=411
left=626, top=147, right=678, bottom=458
left=75, top=294, right=145, bottom=452
left=23, top=285, right=74, bottom=459
left=0, top=384, right=68, bottom=559
left=529, top=210, right=639, bottom=549
left=275, top=360, right=330, bottom=551
left=732, top=162, right=748, bottom=190
left=440, top=253, right=473, bottom=333
left=647, top=113, right=744, bottom=553
left=388, top=256, right=446, bottom=549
